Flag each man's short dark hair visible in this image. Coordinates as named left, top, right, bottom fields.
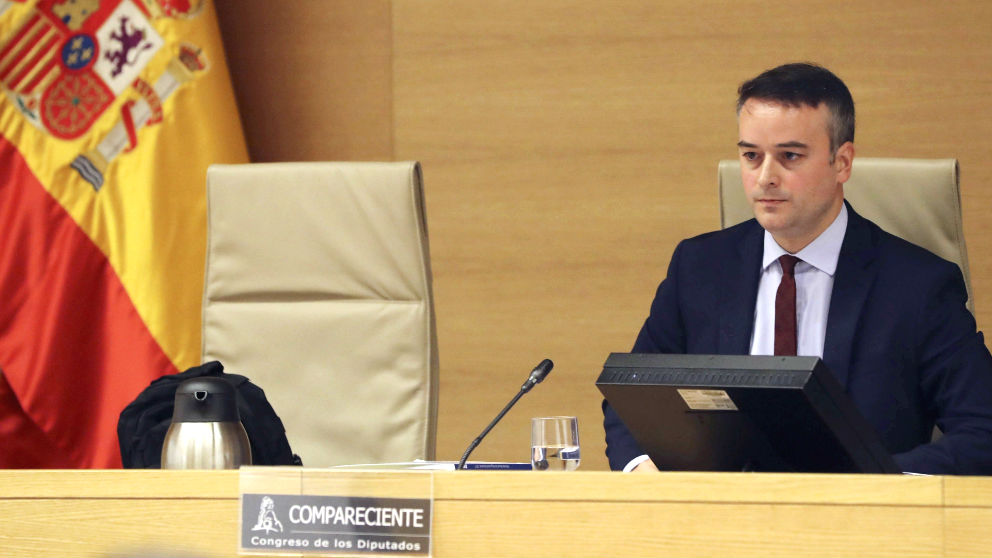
left=737, top=63, right=855, bottom=154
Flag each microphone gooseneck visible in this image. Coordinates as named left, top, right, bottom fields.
left=456, top=359, right=554, bottom=470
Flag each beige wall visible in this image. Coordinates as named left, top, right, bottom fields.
left=215, top=0, right=992, bottom=470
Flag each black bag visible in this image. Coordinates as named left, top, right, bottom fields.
left=117, top=360, right=302, bottom=468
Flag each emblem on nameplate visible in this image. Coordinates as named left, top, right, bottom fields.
left=251, top=496, right=285, bottom=535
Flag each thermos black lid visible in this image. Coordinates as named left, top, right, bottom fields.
left=171, top=377, right=241, bottom=423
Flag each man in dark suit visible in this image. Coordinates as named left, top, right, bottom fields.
left=603, top=63, right=992, bottom=475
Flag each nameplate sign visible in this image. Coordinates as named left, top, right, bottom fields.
left=239, top=467, right=434, bottom=557
left=242, top=493, right=430, bottom=555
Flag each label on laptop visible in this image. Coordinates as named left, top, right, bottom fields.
left=677, top=389, right=738, bottom=411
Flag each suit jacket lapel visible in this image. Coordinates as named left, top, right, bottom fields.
left=823, top=203, right=878, bottom=389
left=718, top=222, right=763, bottom=354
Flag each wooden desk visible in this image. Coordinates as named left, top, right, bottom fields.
left=1, top=470, right=990, bottom=557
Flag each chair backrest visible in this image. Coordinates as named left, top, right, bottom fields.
left=202, top=162, right=439, bottom=467
left=718, top=158, right=973, bottom=312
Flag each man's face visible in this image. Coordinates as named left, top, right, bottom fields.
left=737, top=99, right=853, bottom=253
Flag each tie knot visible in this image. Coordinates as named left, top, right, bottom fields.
left=779, top=254, right=800, bottom=276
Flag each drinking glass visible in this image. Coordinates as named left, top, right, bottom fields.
left=531, top=416, right=580, bottom=471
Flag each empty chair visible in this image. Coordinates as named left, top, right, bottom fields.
left=201, top=162, right=439, bottom=467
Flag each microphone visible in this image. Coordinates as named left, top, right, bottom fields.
left=456, top=359, right=553, bottom=470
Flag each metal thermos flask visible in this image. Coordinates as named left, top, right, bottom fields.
left=161, top=377, right=252, bottom=469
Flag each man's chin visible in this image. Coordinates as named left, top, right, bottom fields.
left=753, top=213, right=790, bottom=234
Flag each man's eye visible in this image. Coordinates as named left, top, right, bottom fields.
left=783, top=152, right=802, bottom=161
left=741, top=152, right=758, bottom=161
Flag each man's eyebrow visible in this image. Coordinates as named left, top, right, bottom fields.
left=736, top=140, right=810, bottom=149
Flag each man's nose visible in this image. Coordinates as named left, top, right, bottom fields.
left=756, top=158, right=778, bottom=189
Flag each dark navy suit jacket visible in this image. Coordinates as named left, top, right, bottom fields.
left=603, top=203, right=992, bottom=474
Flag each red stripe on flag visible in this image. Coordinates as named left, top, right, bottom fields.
left=0, top=372, right=72, bottom=467
left=6, top=32, right=59, bottom=91
left=0, top=13, right=44, bottom=79
left=20, top=56, right=58, bottom=94
left=0, top=135, right=178, bottom=468
left=0, top=12, right=41, bottom=60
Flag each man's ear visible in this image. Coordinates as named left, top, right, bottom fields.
left=834, top=141, right=855, bottom=183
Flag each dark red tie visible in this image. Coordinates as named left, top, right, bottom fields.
left=774, top=255, right=800, bottom=356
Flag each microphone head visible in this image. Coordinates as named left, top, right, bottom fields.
left=530, top=359, right=553, bottom=384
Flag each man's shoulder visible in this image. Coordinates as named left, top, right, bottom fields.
left=679, top=218, right=761, bottom=252
left=854, top=211, right=959, bottom=271
left=848, top=209, right=964, bottom=289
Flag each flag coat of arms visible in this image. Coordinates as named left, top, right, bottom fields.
left=0, top=0, right=247, bottom=467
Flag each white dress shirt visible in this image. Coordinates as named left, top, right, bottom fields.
left=749, top=204, right=847, bottom=357
left=623, top=204, right=849, bottom=472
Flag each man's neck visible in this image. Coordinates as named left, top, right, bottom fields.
left=762, top=203, right=848, bottom=275
left=771, top=198, right=845, bottom=253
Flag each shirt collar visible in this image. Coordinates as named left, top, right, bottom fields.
left=761, top=203, right=848, bottom=276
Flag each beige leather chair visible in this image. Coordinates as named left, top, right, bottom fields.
left=718, top=158, right=973, bottom=312
left=201, top=162, right=439, bottom=467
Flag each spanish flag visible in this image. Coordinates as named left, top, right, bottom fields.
left=0, top=0, right=247, bottom=467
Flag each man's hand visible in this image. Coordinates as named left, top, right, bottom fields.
left=631, top=459, right=659, bottom=472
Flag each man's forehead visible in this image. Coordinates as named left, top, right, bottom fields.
left=739, top=97, right=827, bottom=116
left=737, top=99, right=831, bottom=142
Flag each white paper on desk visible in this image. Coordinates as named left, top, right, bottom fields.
left=331, top=460, right=532, bottom=470
left=329, top=460, right=458, bottom=470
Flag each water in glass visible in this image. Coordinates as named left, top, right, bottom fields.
left=531, top=444, right=580, bottom=471
left=531, top=416, right=580, bottom=471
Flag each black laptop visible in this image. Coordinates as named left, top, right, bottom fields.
left=596, top=353, right=900, bottom=473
